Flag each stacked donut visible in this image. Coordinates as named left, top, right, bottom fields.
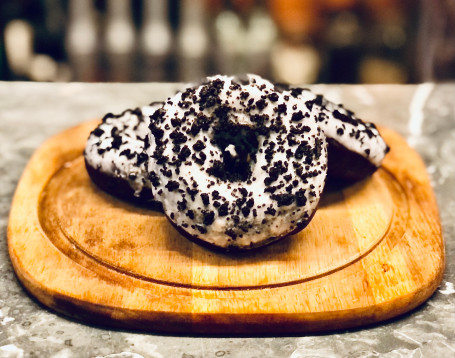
left=84, top=75, right=389, bottom=251
left=84, top=103, right=163, bottom=210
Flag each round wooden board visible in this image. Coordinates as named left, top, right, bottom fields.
left=8, top=120, right=445, bottom=334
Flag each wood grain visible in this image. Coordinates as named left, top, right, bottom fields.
left=7, top=120, right=445, bottom=334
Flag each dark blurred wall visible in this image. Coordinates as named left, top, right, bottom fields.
left=0, top=0, right=453, bottom=83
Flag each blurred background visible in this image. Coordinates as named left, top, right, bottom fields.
left=0, top=0, right=454, bottom=84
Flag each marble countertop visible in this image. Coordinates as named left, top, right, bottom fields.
left=0, top=82, right=454, bottom=358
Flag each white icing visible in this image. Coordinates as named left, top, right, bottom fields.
left=225, top=144, right=237, bottom=158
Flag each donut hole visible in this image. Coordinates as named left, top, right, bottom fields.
left=210, top=122, right=259, bottom=182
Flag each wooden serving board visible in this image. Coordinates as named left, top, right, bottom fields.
left=8, top=120, right=444, bottom=334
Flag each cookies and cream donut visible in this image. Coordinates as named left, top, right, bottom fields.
left=275, top=84, right=389, bottom=181
left=84, top=102, right=163, bottom=206
left=146, top=74, right=328, bottom=250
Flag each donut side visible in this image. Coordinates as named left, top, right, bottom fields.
left=85, top=157, right=162, bottom=210
left=326, top=138, right=379, bottom=182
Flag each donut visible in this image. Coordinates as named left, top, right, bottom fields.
left=314, top=95, right=389, bottom=181
left=146, top=75, right=328, bottom=250
left=275, top=84, right=389, bottom=182
left=84, top=102, right=163, bottom=207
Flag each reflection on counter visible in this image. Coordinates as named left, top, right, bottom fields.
left=0, top=0, right=454, bottom=84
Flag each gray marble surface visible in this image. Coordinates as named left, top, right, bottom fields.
left=0, top=82, right=454, bottom=358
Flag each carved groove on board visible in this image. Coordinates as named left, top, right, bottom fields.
left=37, top=156, right=409, bottom=290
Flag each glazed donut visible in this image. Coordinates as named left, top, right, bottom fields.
left=84, top=102, right=163, bottom=207
left=275, top=84, right=389, bottom=182
left=146, top=75, right=328, bottom=250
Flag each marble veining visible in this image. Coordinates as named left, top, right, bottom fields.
left=0, top=82, right=454, bottom=358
